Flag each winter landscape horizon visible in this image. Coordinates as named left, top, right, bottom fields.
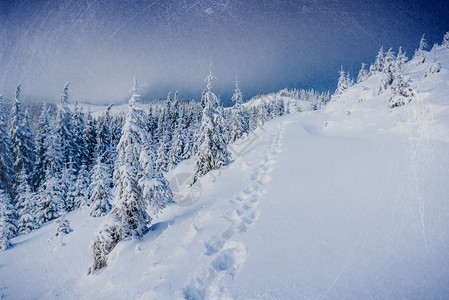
left=1, top=1, right=449, bottom=299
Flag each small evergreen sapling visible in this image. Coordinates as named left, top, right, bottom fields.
left=55, top=214, right=72, bottom=237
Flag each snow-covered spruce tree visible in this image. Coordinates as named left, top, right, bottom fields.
left=0, top=189, right=17, bottom=250
left=15, top=168, right=37, bottom=233
left=10, top=86, right=35, bottom=196
left=62, top=159, right=77, bottom=212
left=414, top=34, right=427, bottom=64
left=155, top=130, right=170, bottom=172
left=258, top=99, right=269, bottom=126
left=155, top=94, right=174, bottom=172
left=229, top=76, right=249, bottom=144
left=146, top=106, right=158, bottom=150
left=72, top=102, right=88, bottom=167
left=96, top=105, right=114, bottom=166
left=89, top=79, right=172, bottom=272
left=443, top=32, right=449, bottom=48
left=369, top=47, right=384, bottom=75
left=84, top=110, right=97, bottom=170
left=89, top=156, right=112, bottom=217
left=248, top=106, right=258, bottom=131
left=270, top=96, right=285, bottom=118
left=88, top=106, right=114, bottom=213
left=378, top=48, right=395, bottom=94
left=55, top=214, right=72, bottom=237
left=36, top=168, right=64, bottom=225
left=389, top=69, right=415, bottom=108
left=55, top=83, right=78, bottom=172
left=32, top=104, right=51, bottom=189
left=170, top=91, right=180, bottom=128
left=191, top=65, right=231, bottom=185
left=216, top=105, right=230, bottom=144
left=424, top=45, right=441, bottom=78
left=139, top=146, right=173, bottom=213
left=0, top=95, right=13, bottom=196
left=357, top=63, right=368, bottom=83
left=396, top=46, right=408, bottom=70
left=332, top=66, right=349, bottom=100
left=169, top=116, right=187, bottom=169
left=110, top=115, right=124, bottom=151
left=73, top=164, right=90, bottom=209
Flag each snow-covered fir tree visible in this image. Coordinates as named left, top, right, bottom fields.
left=90, top=78, right=172, bottom=272
left=84, top=110, right=97, bottom=169
left=378, top=48, right=395, bottom=94
left=369, top=47, right=384, bottom=75
left=10, top=85, right=35, bottom=196
left=72, top=102, right=88, bottom=167
left=89, top=156, right=112, bottom=217
left=169, top=112, right=188, bottom=169
left=170, top=91, right=180, bottom=128
left=89, top=106, right=114, bottom=213
left=110, top=114, right=124, bottom=151
left=32, top=104, right=51, bottom=189
left=55, top=83, right=78, bottom=172
left=155, top=94, right=174, bottom=172
left=248, top=106, right=258, bottom=131
left=270, top=96, right=285, bottom=118
left=191, top=65, right=231, bottom=184
left=73, top=164, right=90, bottom=209
left=109, top=78, right=154, bottom=235
left=389, top=69, right=415, bottom=108
left=55, top=214, right=72, bottom=237
left=95, top=105, right=113, bottom=166
left=62, top=159, right=77, bottom=212
left=146, top=106, right=158, bottom=150
left=396, top=46, right=408, bottom=70
left=139, top=146, right=173, bottom=213
left=36, top=168, right=64, bottom=225
left=258, top=99, right=269, bottom=126
left=332, top=66, right=349, bottom=100
left=229, top=76, right=249, bottom=144
left=357, top=63, right=368, bottom=83
left=0, top=189, right=17, bottom=250
left=155, top=129, right=170, bottom=171
left=443, top=32, right=449, bottom=48
left=0, top=95, right=13, bottom=196
left=414, top=34, right=427, bottom=64
left=424, top=46, right=441, bottom=78
left=15, top=168, right=37, bottom=233
left=216, top=105, right=230, bottom=144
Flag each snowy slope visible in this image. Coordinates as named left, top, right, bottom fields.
left=2, top=46, right=449, bottom=299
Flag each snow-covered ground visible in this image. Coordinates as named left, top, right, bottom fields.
left=2, top=46, right=449, bottom=299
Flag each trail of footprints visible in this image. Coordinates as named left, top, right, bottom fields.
left=184, top=123, right=284, bottom=299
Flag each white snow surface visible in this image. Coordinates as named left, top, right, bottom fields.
left=2, top=47, right=449, bottom=299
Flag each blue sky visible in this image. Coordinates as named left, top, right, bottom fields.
left=0, top=0, right=448, bottom=105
